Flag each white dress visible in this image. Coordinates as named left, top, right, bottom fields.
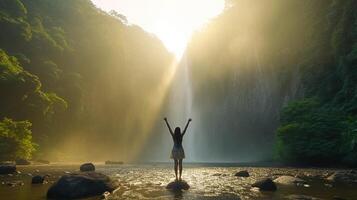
left=170, top=134, right=185, bottom=159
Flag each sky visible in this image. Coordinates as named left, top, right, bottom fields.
left=91, top=0, right=225, bottom=58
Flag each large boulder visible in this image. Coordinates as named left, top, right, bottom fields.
left=327, top=171, right=357, bottom=183
left=252, top=178, right=277, bottom=191
left=235, top=170, right=250, bottom=177
left=274, top=176, right=306, bottom=186
left=166, top=180, right=190, bottom=191
left=80, top=163, right=95, bottom=172
left=15, top=159, right=30, bottom=165
left=47, top=172, right=119, bottom=199
left=0, top=164, right=16, bottom=174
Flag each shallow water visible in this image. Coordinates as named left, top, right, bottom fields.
left=1, top=163, right=357, bottom=200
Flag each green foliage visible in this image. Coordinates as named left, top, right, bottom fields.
left=0, top=0, right=27, bottom=18
left=0, top=48, right=67, bottom=145
left=275, top=0, right=357, bottom=166
left=276, top=98, right=349, bottom=164
left=0, top=118, right=36, bottom=160
left=0, top=0, right=172, bottom=160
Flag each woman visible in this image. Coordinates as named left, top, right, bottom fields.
left=164, top=117, right=192, bottom=181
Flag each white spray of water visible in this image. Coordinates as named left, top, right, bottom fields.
left=167, top=53, right=195, bottom=161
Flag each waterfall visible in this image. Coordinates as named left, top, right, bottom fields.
left=166, top=54, right=195, bottom=161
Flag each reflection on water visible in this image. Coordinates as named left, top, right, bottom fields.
left=1, top=164, right=357, bottom=200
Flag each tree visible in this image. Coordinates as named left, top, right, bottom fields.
left=0, top=118, right=36, bottom=160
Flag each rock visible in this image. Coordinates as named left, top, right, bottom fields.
left=0, top=164, right=16, bottom=174
left=105, top=161, right=124, bottom=165
left=101, top=191, right=110, bottom=199
left=32, top=175, right=49, bottom=184
left=251, top=178, right=277, bottom=191
left=327, top=171, right=357, bottom=183
left=274, top=175, right=306, bottom=186
left=15, top=159, right=30, bottom=165
left=80, top=163, right=95, bottom=172
left=47, top=172, right=118, bottom=199
left=235, top=170, right=250, bottom=177
left=166, top=180, right=190, bottom=191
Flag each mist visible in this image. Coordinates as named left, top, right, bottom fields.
left=139, top=0, right=307, bottom=162
left=0, top=0, right=339, bottom=163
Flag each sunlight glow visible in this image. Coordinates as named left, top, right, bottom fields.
left=91, top=0, right=225, bottom=58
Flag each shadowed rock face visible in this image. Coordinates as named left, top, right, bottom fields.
left=47, top=172, right=118, bottom=199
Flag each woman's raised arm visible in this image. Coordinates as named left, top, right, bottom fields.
left=182, top=118, right=192, bottom=136
left=164, top=117, right=173, bottom=136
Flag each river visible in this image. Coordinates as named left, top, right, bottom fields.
left=1, top=163, right=357, bottom=199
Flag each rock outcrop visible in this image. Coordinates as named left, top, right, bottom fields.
left=47, top=172, right=118, bottom=199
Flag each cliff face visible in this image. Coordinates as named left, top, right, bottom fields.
left=181, top=0, right=357, bottom=163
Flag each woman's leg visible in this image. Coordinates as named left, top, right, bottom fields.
left=174, top=159, right=178, bottom=181
left=178, top=159, right=183, bottom=180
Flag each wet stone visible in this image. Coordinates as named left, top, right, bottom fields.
left=166, top=180, right=190, bottom=191
left=235, top=170, right=250, bottom=177
left=47, top=172, right=118, bottom=199
left=32, top=175, right=49, bottom=184
left=327, top=171, right=357, bottom=183
left=80, top=163, right=95, bottom=172
left=274, top=175, right=306, bottom=186
left=0, top=164, right=16, bottom=174
left=251, top=178, right=277, bottom=191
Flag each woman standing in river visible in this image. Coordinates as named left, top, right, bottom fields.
left=164, top=117, right=192, bottom=181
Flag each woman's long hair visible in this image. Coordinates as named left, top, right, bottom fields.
left=174, top=127, right=181, bottom=137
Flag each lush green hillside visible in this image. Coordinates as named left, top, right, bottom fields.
left=276, top=0, right=357, bottom=166
left=0, top=0, right=173, bottom=161
left=187, top=0, right=357, bottom=165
